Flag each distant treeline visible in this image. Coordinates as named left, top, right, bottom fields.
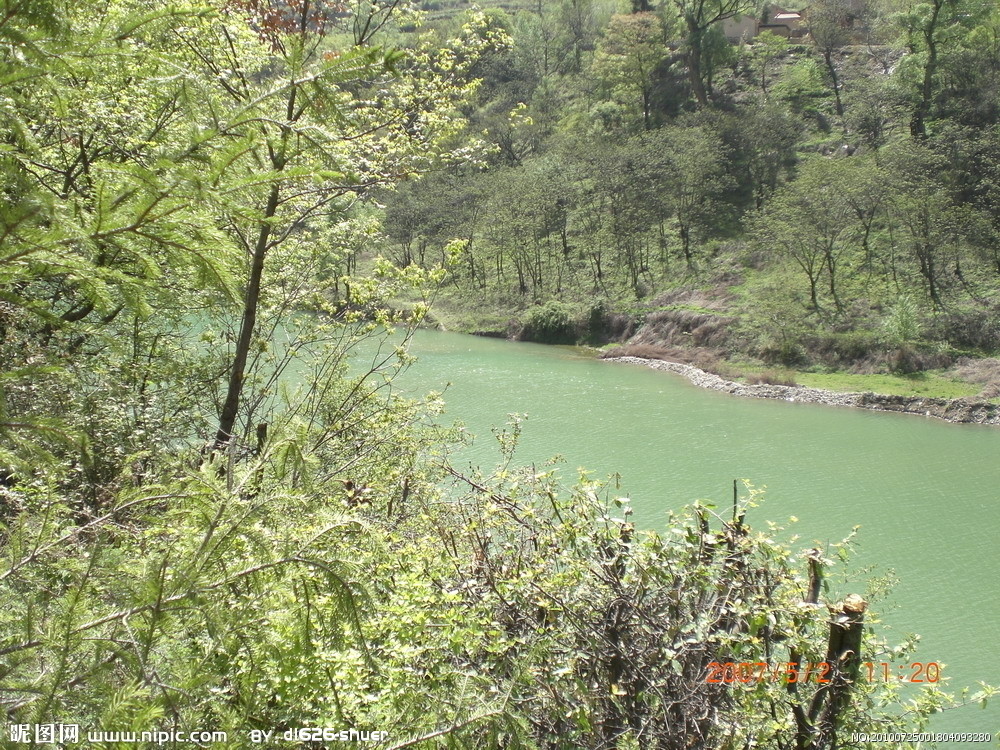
left=377, top=0, right=1000, bottom=364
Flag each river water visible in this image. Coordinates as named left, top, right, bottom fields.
left=387, top=329, right=999, bottom=735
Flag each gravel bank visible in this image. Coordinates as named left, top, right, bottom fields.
left=605, top=356, right=1000, bottom=426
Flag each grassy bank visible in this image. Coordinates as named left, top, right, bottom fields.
left=420, top=288, right=1000, bottom=402
left=793, top=370, right=982, bottom=399
left=599, top=344, right=1000, bottom=401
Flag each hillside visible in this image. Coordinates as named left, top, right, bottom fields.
left=373, top=0, right=1000, bottom=400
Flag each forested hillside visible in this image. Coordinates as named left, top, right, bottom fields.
left=0, top=0, right=996, bottom=747
left=379, top=0, right=1000, bottom=395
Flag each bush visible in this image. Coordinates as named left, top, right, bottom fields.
left=807, top=329, right=882, bottom=367
left=929, top=307, right=1000, bottom=351
left=600, top=311, right=640, bottom=343
left=881, top=293, right=922, bottom=347
left=433, top=467, right=954, bottom=748
left=758, top=337, right=808, bottom=367
left=520, top=301, right=580, bottom=344
left=585, top=299, right=636, bottom=345
left=887, top=345, right=922, bottom=374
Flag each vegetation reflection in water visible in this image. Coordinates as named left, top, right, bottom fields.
left=393, top=328, right=1000, bottom=734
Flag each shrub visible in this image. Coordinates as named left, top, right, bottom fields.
left=929, top=307, right=1000, bottom=351
left=758, top=337, right=808, bottom=367
left=520, top=301, right=579, bottom=344
left=807, top=329, right=882, bottom=367
left=881, top=293, right=922, bottom=347
left=585, top=299, right=637, bottom=345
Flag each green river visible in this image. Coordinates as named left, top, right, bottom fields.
left=385, top=328, right=999, bottom=736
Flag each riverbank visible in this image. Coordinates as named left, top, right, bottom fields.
left=605, top=355, right=1000, bottom=426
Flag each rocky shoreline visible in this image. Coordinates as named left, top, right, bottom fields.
left=605, top=356, right=1000, bottom=426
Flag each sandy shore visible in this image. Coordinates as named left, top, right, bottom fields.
left=604, top=356, right=1000, bottom=426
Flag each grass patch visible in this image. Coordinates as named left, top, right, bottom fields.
left=795, top=370, right=981, bottom=399
left=651, top=303, right=722, bottom=316
left=745, top=369, right=798, bottom=386
left=423, top=292, right=514, bottom=334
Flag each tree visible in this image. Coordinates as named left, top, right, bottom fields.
left=882, top=141, right=966, bottom=307
left=932, top=4, right=1000, bottom=128
left=181, top=5, right=508, bottom=451
left=752, top=159, right=858, bottom=311
left=593, top=13, right=669, bottom=130
left=512, top=0, right=599, bottom=77
left=476, top=158, right=577, bottom=297
left=595, top=138, right=665, bottom=293
left=3, top=5, right=995, bottom=740
left=933, top=125, right=1000, bottom=276
left=895, top=0, right=982, bottom=137
left=700, top=23, right=739, bottom=96
left=845, top=76, right=908, bottom=151
left=0, top=0, right=499, bottom=735
left=750, top=30, right=790, bottom=96
left=706, top=103, right=802, bottom=208
left=0, top=0, right=509, bottom=481
left=639, top=125, right=733, bottom=266
left=837, top=156, right=889, bottom=276
left=671, top=0, right=753, bottom=106
left=807, top=0, right=853, bottom=115
left=559, top=0, right=600, bottom=73
left=0, top=0, right=237, bottom=475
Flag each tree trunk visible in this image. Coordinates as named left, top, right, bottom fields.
left=921, top=249, right=941, bottom=307
left=214, top=183, right=281, bottom=450
left=687, top=25, right=709, bottom=107
left=824, top=246, right=842, bottom=311
left=811, top=595, right=868, bottom=748
left=680, top=223, right=692, bottom=265
left=214, top=72, right=301, bottom=452
left=823, top=50, right=843, bottom=117
left=910, top=0, right=942, bottom=139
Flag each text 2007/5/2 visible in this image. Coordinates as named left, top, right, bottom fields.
left=705, top=661, right=831, bottom=684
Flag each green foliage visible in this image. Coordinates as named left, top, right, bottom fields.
left=751, top=158, right=857, bottom=312
left=882, top=293, right=923, bottom=346
left=737, top=269, right=812, bottom=365
left=700, top=24, right=738, bottom=94
left=750, top=30, right=790, bottom=94
left=845, top=77, right=909, bottom=151
left=670, top=0, right=753, bottom=105
left=408, top=464, right=950, bottom=747
left=773, top=58, right=829, bottom=113
left=522, top=300, right=579, bottom=343
left=376, top=0, right=1000, bottom=371
left=592, top=12, right=670, bottom=129
left=2, top=0, right=1000, bottom=743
